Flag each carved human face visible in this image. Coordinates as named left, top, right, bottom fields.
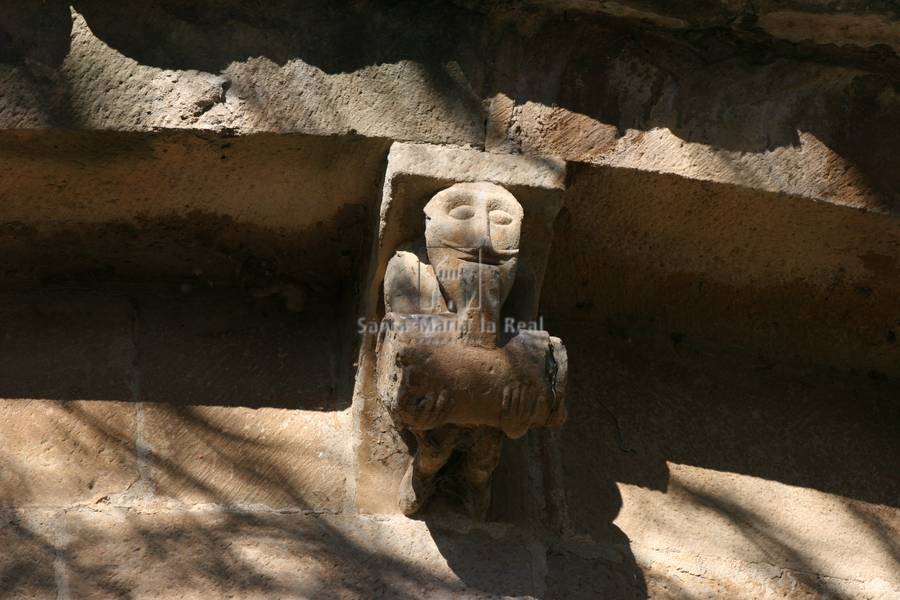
left=423, top=182, right=523, bottom=313
left=424, top=182, right=523, bottom=264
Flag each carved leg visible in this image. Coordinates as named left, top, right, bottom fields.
left=398, top=426, right=461, bottom=516
left=461, top=427, right=505, bottom=520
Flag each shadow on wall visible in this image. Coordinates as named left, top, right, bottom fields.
left=0, top=285, right=650, bottom=597
left=3, top=283, right=895, bottom=595
left=0, top=404, right=544, bottom=599
left=673, top=480, right=852, bottom=599
left=554, top=317, right=899, bottom=510
left=1, top=3, right=897, bottom=594
left=541, top=163, right=900, bottom=377
left=2, top=1, right=898, bottom=210
left=423, top=514, right=649, bottom=599
left=0, top=377, right=649, bottom=598
left=0, top=286, right=348, bottom=409
left=546, top=320, right=899, bottom=597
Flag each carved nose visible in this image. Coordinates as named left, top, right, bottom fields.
left=479, top=208, right=493, bottom=254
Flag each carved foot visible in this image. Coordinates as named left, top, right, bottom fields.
left=398, top=459, right=436, bottom=516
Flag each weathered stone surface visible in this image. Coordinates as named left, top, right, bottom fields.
left=0, top=130, right=386, bottom=230
left=60, top=509, right=539, bottom=599
left=0, top=287, right=356, bottom=511
left=0, top=510, right=60, bottom=600
left=485, top=35, right=900, bottom=213
left=523, top=0, right=900, bottom=53
left=619, top=466, right=900, bottom=596
left=4, top=503, right=894, bottom=599
left=0, top=291, right=134, bottom=401
left=498, top=102, right=898, bottom=213
left=136, top=290, right=343, bottom=411
left=0, top=291, right=137, bottom=507
left=553, top=320, right=900, bottom=597
left=0, top=65, right=52, bottom=128
left=542, top=537, right=647, bottom=599
left=758, top=10, right=900, bottom=53
left=3, top=1, right=897, bottom=213
left=143, top=406, right=351, bottom=511
left=125, top=287, right=352, bottom=510
left=0, top=3, right=897, bottom=596
left=0, top=400, right=137, bottom=508
left=0, top=285, right=894, bottom=597
left=385, top=143, right=566, bottom=192
left=0, top=129, right=386, bottom=286
left=24, top=10, right=483, bottom=144
left=543, top=162, right=900, bottom=375
left=638, top=545, right=899, bottom=599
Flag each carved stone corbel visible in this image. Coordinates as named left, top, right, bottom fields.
left=352, top=144, right=567, bottom=519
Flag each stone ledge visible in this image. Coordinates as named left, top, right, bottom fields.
left=3, top=3, right=897, bottom=214
left=0, top=130, right=388, bottom=287
left=386, top=142, right=566, bottom=194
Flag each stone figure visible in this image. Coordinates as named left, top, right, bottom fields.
left=375, top=182, right=567, bottom=519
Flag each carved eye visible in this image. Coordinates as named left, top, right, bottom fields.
left=490, top=210, right=513, bottom=225
left=448, top=205, right=475, bottom=220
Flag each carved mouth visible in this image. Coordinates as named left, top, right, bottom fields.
left=438, top=245, right=519, bottom=265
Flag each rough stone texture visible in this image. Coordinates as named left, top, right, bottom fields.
left=3, top=2, right=897, bottom=211
left=0, top=65, right=51, bottom=128
left=62, top=510, right=541, bottom=599
left=758, top=11, right=900, bottom=53
left=483, top=21, right=900, bottom=213
left=543, top=162, right=900, bottom=375
left=143, top=406, right=351, bottom=511
left=637, top=546, right=899, bottom=599
left=0, top=291, right=137, bottom=507
left=0, top=287, right=355, bottom=514
left=6, top=504, right=889, bottom=599
left=134, top=288, right=353, bottom=510
left=1, top=1, right=898, bottom=596
left=620, top=467, right=900, bottom=596
left=0, top=291, right=133, bottom=401
left=0, top=288, right=896, bottom=597
left=0, top=506, right=652, bottom=600
left=0, top=130, right=386, bottom=230
left=135, top=289, right=344, bottom=411
left=0, top=9, right=483, bottom=144
left=521, top=0, right=900, bottom=53
left=0, top=129, right=387, bottom=287
left=0, top=400, right=136, bottom=509
left=0, top=510, right=60, bottom=600
left=552, top=319, right=899, bottom=598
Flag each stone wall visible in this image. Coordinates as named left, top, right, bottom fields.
left=0, top=2, right=897, bottom=598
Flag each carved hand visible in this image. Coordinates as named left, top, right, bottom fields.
left=500, top=384, right=544, bottom=438
left=398, top=367, right=454, bottom=430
